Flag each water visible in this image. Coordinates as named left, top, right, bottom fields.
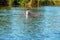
left=0, top=6, right=60, bottom=40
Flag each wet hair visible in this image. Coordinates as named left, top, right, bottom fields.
left=27, top=9, right=30, bottom=10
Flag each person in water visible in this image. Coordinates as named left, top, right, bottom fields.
left=26, top=9, right=31, bottom=19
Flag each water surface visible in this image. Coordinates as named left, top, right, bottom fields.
left=0, top=6, right=60, bottom=40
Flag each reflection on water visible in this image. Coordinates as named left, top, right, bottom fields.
left=0, top=6, right=60, bottom=40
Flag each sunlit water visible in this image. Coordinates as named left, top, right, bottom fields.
left=0, top=6, right=60, bottom=40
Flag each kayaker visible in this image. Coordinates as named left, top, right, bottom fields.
left=26, top=9, right=31, bottom=19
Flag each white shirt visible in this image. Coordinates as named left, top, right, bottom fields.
left=26, top=11, right=28, bottom=19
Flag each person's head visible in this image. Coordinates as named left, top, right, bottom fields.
left=26, top=9, right=31, bottom=12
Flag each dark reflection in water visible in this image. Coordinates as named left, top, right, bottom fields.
left=24, top=15, right=44, bottom=40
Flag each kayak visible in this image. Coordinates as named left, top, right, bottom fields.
left=22, top=14, right=39, bottom=17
